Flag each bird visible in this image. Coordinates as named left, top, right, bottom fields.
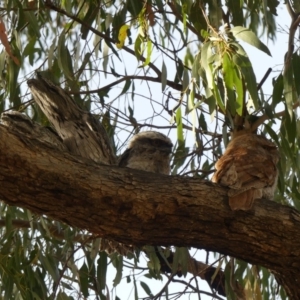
left=27, top=74, right=116, bottom=165
left=118, top=131, right=173, bottom=174
left=100, top=131, right=173, bottom=255
left=212, top=132, right=279, bottom=210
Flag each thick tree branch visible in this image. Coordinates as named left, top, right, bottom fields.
left=1, top=124, right=300, bottom=297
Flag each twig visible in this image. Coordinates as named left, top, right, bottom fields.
left=44, top=1, right=161, bottom=76
left=43, top=2, right=206, bottom=102
left=153, top=273, right=176, bottom=300
left=257, top=68, right=272, bottom=90
left=170, top=278, right=224, bottom=300
left=71, top=75, right=184, bottom=97
left=251, top=101, right=300, bottom=132
left=284, top=1, right=300, bottom=73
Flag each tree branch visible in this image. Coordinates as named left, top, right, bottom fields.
left=284, top=1, right=300, bottom=72
left=1, top=124, right=300, bottom=297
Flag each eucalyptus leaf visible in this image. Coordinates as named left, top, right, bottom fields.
left=272, top=73, right=284, bottom=109
left=112, top=254, right=123, bottom=287
left=161, top=60, right=167, bottom=91
left=283, top=64, right=296, bottom=119
left=97, top=252, right=107, bottom=291
left=230, top=26, right=271, bottom=56
left=140, top=281, right=153, bottom=297
left=141, top=39, right=152, bottom=67
left=232, top=43, right=259, bottom=109
left=79, top=262, right=89, bottom=297
left=58, top=32, right=74, bottom=80
left=200, top=41, right=214, bottom=89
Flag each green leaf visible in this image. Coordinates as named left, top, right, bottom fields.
left=212, top=79, right=226, bottom=113
left=140, top=281, right=153, bottom=297
left=102, top=42, right=109, bottom=75
left=3, top=267, right=13, bottom=300
left=182, top=68, right=189, bottom=92
left=161, top=60, right=167, bottom=91
left=128, top=0, right=144, bottom=17
left=291, top=0, right=300, bottom=13
left=120, top=79, right=131, bottom=95
left=172, top=247, right=189, bottom=277
left=174, top=58, right=184, bottom=84
left=230, top=26, right=271, bottom=56
left=105, top=40, right=121, bottom=61
left=200, top=41, right=214, bottom=89
left=283, top=64, right=296, bottom=119
left=198, top=113, right=207, bottom=131
left=208, top=1, right=222, bottom=29
left=7, top=52, right=21, bottom=104
left=280, top=130, right=294, bottom=160
left=5, top=207, right=13, bottom=234
left=111, top=254, right=123, bottom=287
left=186, top=82, right=195, bottom=115
left=284, top=111, right=296, bottom=145
left=232, top=66, right=243, bottom=115
left=48, top=37, right=56, bottom=70
left=224, top=260, right=238, bottom=299
left=191, top=51, right=200, bottom=83
left=0, top=51, right=6, bottom=78
left=79, top=262, right=89, bottom=297
left=39, top=253, right=59, bottom=283
left=223, top=51, right=237, bottom=114
left=232, top=43, right=259, bottom=109
left=24, top=11, right=41, bottom=38
left=272, top=73, right=283, bottom=109
left=22, top=37, right=37, bottom=66
left=176, top=106, right=184, bottom=147
left=292, top=52, right=300, bottom=95
left=76, top=52, right=92, bottom=79
left=145, top=246, right=161, bottom=274
left=34, top=267, right=48, bottom=297
left=58, top=31, right=74, bottom=80
left=80, top=3, right=98, bottom=39
left=134, top=34, right=143, bottom=61
left=223, top=52, right=234, bottom=89
left=142, top=38, right=152, bottom=67
left=97, top=252, right=107, bottom=291
left=227, top=0, right=243, bottom=25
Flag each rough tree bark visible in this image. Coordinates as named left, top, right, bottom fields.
left=3, top=82, right=227, bottom=295
left=0, top=124, right=300, bottom=298
left=25, top=76, right=228, bottom=295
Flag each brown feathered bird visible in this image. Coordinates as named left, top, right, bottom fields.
left=212, top=132, right=279, bottom=210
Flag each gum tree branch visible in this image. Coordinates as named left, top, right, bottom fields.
left=1, top=124, right=300, bottom=298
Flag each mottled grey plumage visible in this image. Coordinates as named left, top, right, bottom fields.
left=118, top=131, right=173, bottom=175
left=27, top=74, right=116, bottom=165
left=1, top=111, right=67, bottom=151
left=101, top=131, right=173, bottom=255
